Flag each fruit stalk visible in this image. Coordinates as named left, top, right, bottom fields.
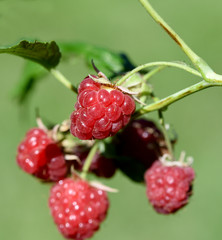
left=81, top=141, right=99, bottom=179
left=50, top=68, right=78, bottom=93
left=143, top=66, right=166, bottom=81
left=158, top=110, right=174, bottom=159
left=116, top=61, right=201, bottom=86
left=139, top=0, right=222, bottom=83
left=134, top=80, right=215, bottom=117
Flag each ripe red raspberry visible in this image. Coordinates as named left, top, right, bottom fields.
left=144, top=160, right=195, bottom=214
left=117, top=119, right=165, bottom=166
left=49, top=178, right=109, bottom=240
left=70, top=76, right=135, bottom=140
left=114, top=119, right=166, bottom=182
left=16, top=128, right=67, bottom=181
left=71, top=146, right=116, bottom=178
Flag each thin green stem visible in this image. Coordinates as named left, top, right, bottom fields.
left=50, top=68, right=78, bottom=93
left=158, top=110, right=174, bottom=159
left=134, top=80, right=216, bottom=118
left=143, top=66, right=166, bottom=81
left=81, top=141, right=99, bottom=180
left=116, top=61, right=201, bottom=86
left=139, top=0, right=222, bottom=83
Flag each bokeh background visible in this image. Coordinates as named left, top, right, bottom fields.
left=1, top=0, right=222, bottom=239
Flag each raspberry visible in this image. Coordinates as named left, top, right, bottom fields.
left=144, top=160, right=195, bottom=214
left=114, top=119, right=166, bottom=182
left=49, top=178, right=109, bottom=240
left=71, top=146, right=116, bottom=178
left=16, top=128, right=67, bottom=181
left=70, top=76, right=135, bottom=140
left=117, top=119, right=165, bottom=166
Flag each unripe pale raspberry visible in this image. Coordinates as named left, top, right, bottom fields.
left=144, top=160, right=195, bottom=214
left=16, top=128, right=67, bottom=181
left=49, top=178, right=109, bottom=240
left=70, top=76, right=135, bottom=140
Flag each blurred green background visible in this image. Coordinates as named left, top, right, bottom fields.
left=1, top=0, right=222, bottom=239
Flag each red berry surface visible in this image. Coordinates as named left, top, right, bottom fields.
left=71, top=146, right=116, bottom=178
left=49, top=178, right=109, bottom=240
left=113, top=119, right=166, bottom=182
left=16, top=128, right=67, bottom=181
left=144, top=160, right=195, bottom=214
left=117, top=119, right=165, bottom=167
left=70, top=76, right=135, bottom=140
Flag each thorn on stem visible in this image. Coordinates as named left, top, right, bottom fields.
left=91, top=59, right=100, bottom=74
left=91, top=59, right=110, bottom=81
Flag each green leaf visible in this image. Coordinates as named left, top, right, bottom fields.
left=11, top=61, right=47, bottom=103
left=0, top=40, right=61, bottom=69
left=58, top=42, right=135, bottom=78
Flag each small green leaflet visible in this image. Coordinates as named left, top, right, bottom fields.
left=1, top=40, right=138, bottom=103
left=0, top=40, right=61, bottom=69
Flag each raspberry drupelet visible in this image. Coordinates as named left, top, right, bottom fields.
left=49, top=178, right=109, bottom=240
left=144, top=160, right=195, bottom=214
left=70, top=76, right=135, bottom=140
left=16, top=128, right=67, bottom=181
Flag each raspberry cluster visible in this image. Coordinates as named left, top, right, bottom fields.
left=70, top=76, right=135, bottom=140
left=16, top=128, right=67, bottom=181
left=144, top=160, right=195, bottom=214
left=49, top=178, right=109, bottom=240
left=16, top=103, right=195, bottom=239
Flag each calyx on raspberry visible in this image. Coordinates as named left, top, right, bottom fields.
left=49, top=178, right=109, bottom=240
left=70, top=75, right=136, bottom=140
left=16, top=127, right=67, bottom=181
left=144, top=158, right=195, bottom=214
